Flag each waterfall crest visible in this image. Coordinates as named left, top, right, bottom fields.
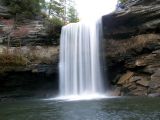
left=59, top=18, right=105, bottom=99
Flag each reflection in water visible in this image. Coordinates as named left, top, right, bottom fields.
left=0, top=97, right=160, bottom=120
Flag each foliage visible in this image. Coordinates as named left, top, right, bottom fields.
left=45, top=17, right=64, bottom=43
left=48, top=0, right=65, bottom=19
left=67, top=6, right=79, bottom=23
left=119, top=0, right=128, bottom=3
left=43, top=0, right=70, bottom=42
left=1, top=0, right=45, bottom=19
left=0, top=0, right=79, bottom=45
left=45, top=0, right=79, bottom=23
left=48, top=17, right=64, bottom=27
left=1, top=0, right=79, bottom=23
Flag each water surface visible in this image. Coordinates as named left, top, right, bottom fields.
left=0, top=97, right=160, bottom=120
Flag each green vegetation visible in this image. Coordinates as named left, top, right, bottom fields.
left=43, top=0, right=79, bottom=42
left=46, top=0, right=65, bottom=21
left=0, top=0, right=79, bottom=23
left=45, top=0, right=79, bottom=23
left=45, top=17, right=64, bottom=43
left=119, top=0, right=128, bottom=3
left=1, top=0, right=45, bottom=19
left=0, top=0, right=79, bottom=45
left=67, top=5, right=79, bottom=23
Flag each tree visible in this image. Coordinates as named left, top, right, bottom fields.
left=1, top=0, right=44, bottom=19
left=67, top=6, right=79, bottom=23
left=46, top=0, right=66, bottom=23
left=119, top=0, right=128, bottom=3
left=66, top=0, right=79, bottom=23
left=46, top=0, right=79, bottom=24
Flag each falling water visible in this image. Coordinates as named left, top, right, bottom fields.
left=59, top=18, right=106, bottom=99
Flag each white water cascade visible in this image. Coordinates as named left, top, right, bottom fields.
left=59, top=18, right=106, bottom=100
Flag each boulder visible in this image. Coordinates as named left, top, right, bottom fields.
left=117, top=71, right=134, bottom=85
left=144, top=64, right=160, bottom=74
left=129, top=86, right=148, bottom=96
left=136, top=79, right=149, bottom=87
left=127, top=82, right=137, bottom=90
left=110, top=87, right=122, bottom=96
left=129, top=76, right=142, bottom=82
left=135, top=59, right=147, bottom=67
left=149, top=70, right=160, bottom=89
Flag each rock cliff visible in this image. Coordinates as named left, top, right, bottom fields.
left=0, top=5, right=59, bottom=99
left=1, top=0, right=160, bottom=99
left=103, top=0, right=160, bottom=96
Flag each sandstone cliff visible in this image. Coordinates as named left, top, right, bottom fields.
left=103, top=0, right=160, bottom=96
left=0, top=5, right=59, bottom=99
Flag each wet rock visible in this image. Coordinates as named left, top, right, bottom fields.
left=129, top=85, right=148, bottom=96
left=149, top=70, right=160, bottom=89
left=110, top=87, right=122, bottom=96
left=144, top=64, right=160, bottom=74
left=129, top=76, right=143, bottom=82
left=127, top=83, right=137, bottom=90
left=135, top=59, right=147, bottom=67
left=135, top=53, right=160, bottom=67
left=148, top=93, right=160, bottom=97
left=152, top=69, right=160, bottom=77
left=117, top=71, right=134, bottom=85
left=136, top=79, right=149, bottom=87
left=103, top=0, right=160, bottom=96
left=149, top=81, right=160, bottom=89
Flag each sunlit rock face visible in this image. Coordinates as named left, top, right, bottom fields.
left=59, top=19, right=106, bottom=99
left=103, top=0, right=160, bottom=96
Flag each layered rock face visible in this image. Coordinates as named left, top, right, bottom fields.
left=0, top=18, right=53, bottom=46
left=103, top=0, right=160, bottom=96
left=0, top=5, right=59, bottom=99
left=0, top=46, right=59, bottom=99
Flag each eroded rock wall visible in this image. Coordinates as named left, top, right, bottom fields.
left=103, top=0, right=160, bottom=96
left=0, top=5, right=59, bottom=99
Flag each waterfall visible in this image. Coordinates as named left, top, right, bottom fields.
left=59, top=18, right=106, bottom=99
